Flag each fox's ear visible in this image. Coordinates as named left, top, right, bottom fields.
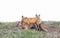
left=39, top=14, right=40, bottom=16
left=22, top=16, right=23, bottom=18
left=36, top=14, right=37, bottom=16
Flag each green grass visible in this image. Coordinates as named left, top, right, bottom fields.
left=0, top=30, right=60, bottom=38
left=0, top=21, right=60, bottom=38
left=0, top=30, right=49, bottom=38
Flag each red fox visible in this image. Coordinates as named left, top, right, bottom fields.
left=17, top=21, right=34, bottom=29
left=17, top=14, right=48, bottom=32
left=21, top=14, right=41, bottom=25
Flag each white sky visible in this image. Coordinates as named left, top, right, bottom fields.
left=0, top=0, right=60, bottom=22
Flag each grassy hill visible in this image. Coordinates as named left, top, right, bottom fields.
left=0, top=21, right=60, bottom=38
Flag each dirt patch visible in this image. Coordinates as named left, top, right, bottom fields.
left=46, top=24, right=60, bottom=37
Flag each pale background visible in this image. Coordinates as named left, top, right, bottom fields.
left=0, top=0, right=60, bottom=22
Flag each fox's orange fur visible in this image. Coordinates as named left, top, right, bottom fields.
left=17, top=14, right=48, bottom=32
left=21, top=14, right=42, bottom=25
left=18, top=22, right=30, bottom=29
left=39, top=22, right=48, bottom=32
